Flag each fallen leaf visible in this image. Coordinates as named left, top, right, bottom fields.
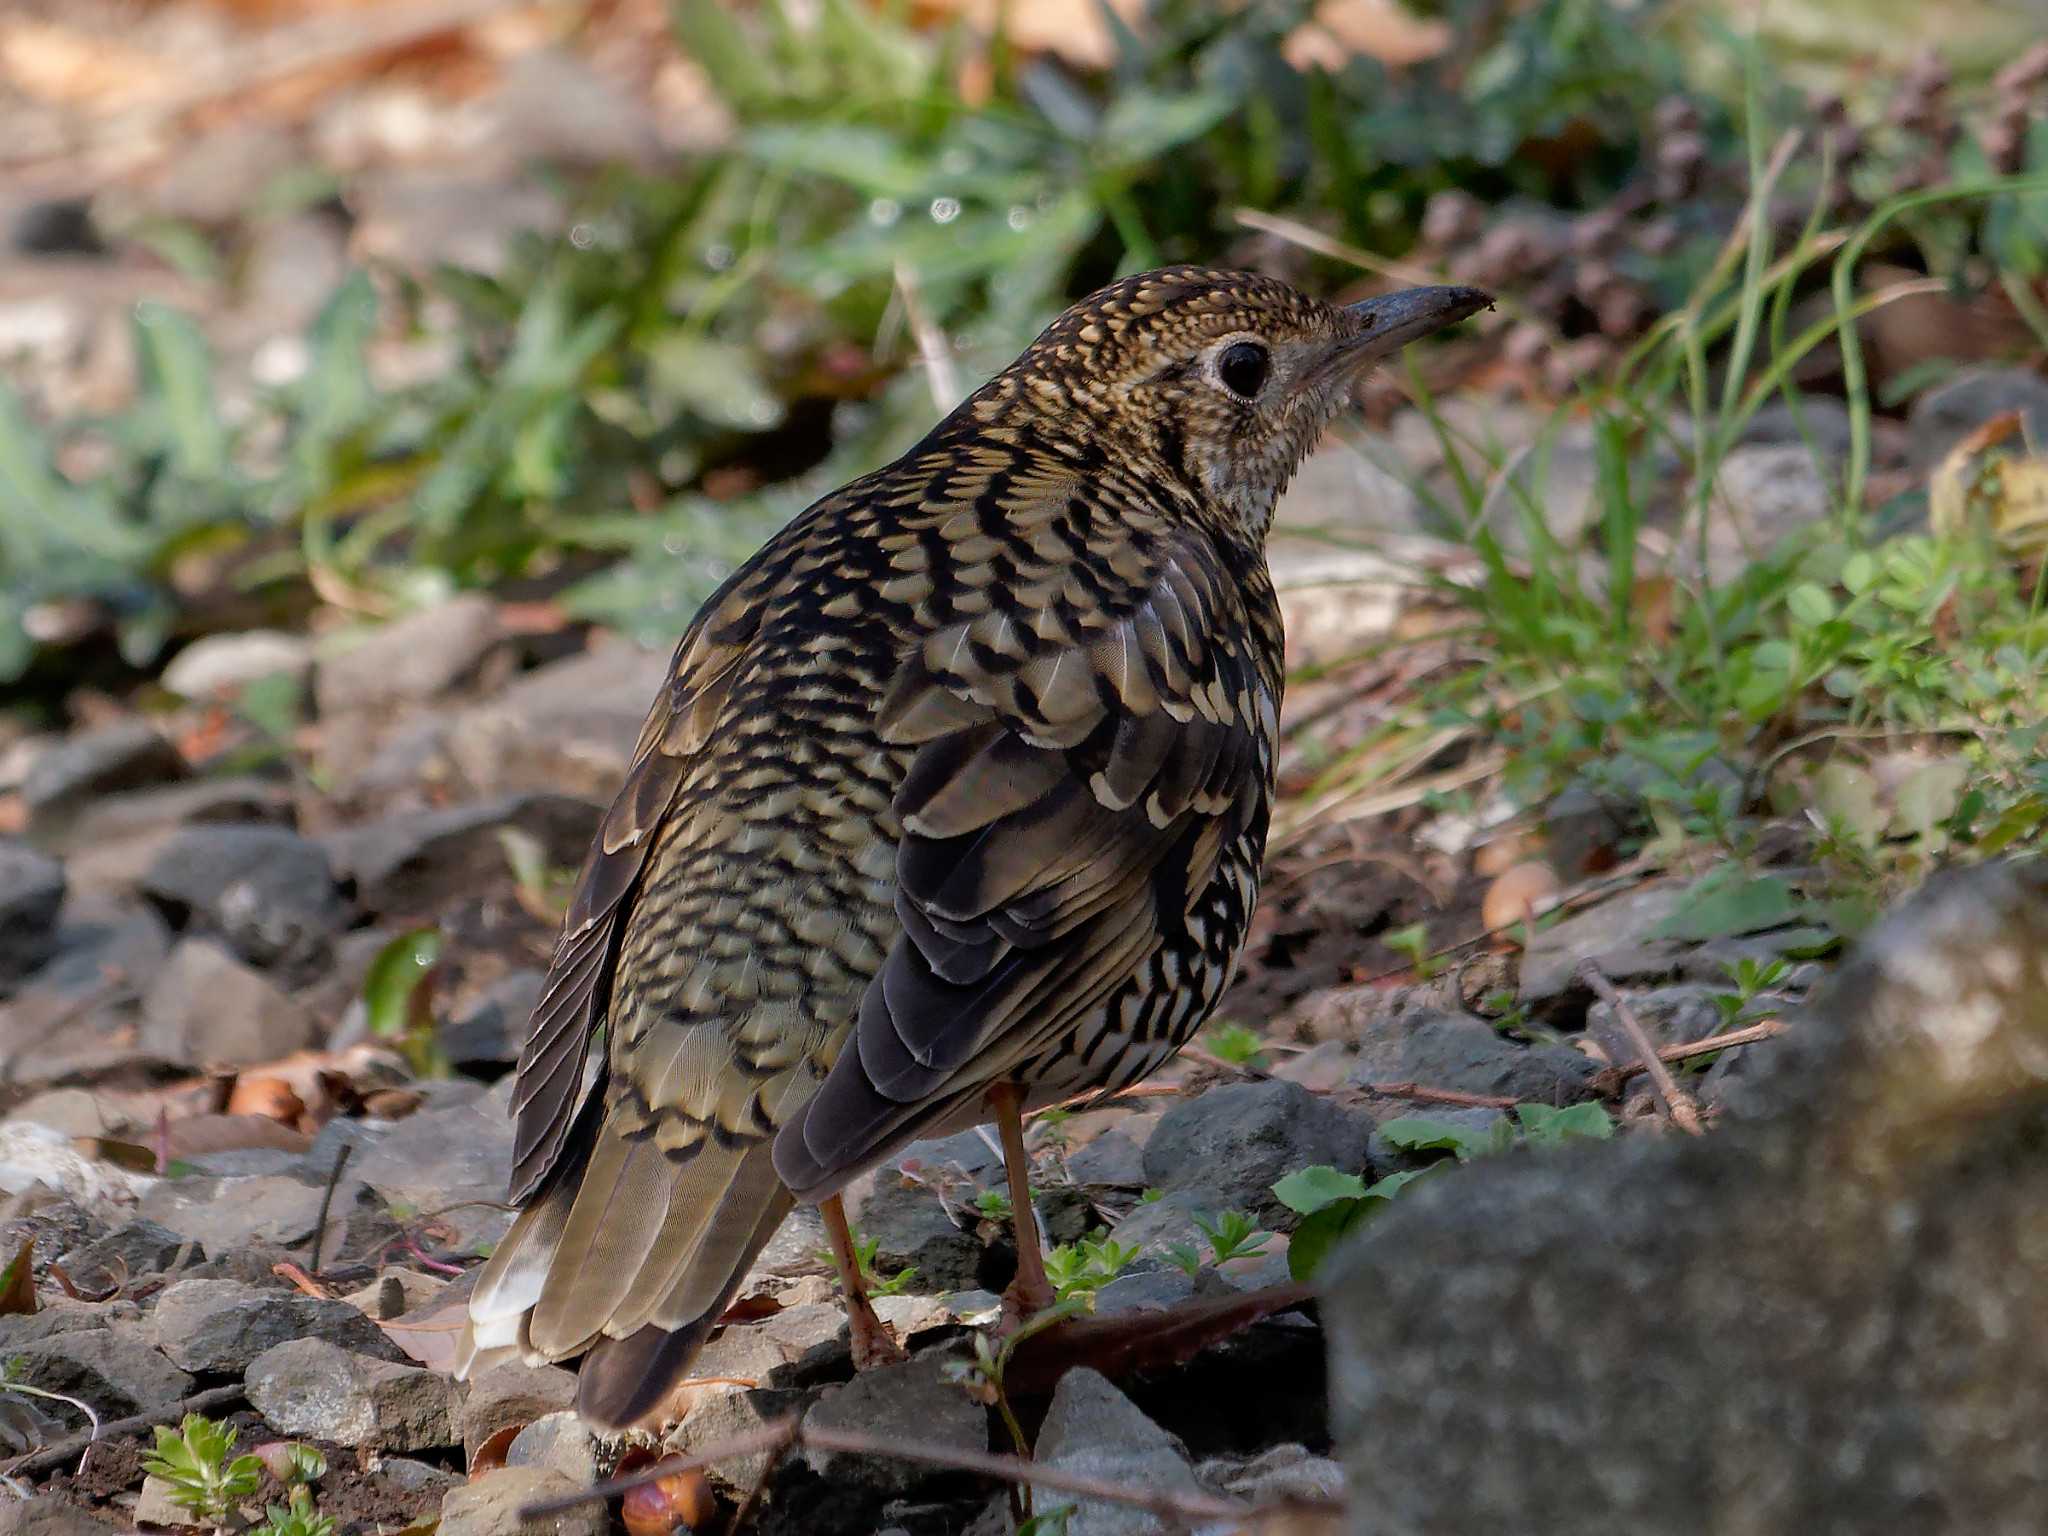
left=468, top=1423, right=520, bottom=1479
left=0, top=1238, right=36, bottom=1316
left=622, top=1469, right=716, bottom=1535
left=226, top=1076, right=308, bottom=1126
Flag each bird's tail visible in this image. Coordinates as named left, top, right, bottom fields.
left=455, top=1118, right=792, bottom=1430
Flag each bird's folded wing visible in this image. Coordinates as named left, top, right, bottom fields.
left=797, top=532, right=1276, bottom=1170
left=505, top=584, right=760, bottom=1205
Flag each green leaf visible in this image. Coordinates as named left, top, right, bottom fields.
left=1810, top=762, right=1884, bottom=846
left=1786, top=582, right=1836, bottom=626
left=1841, top=550, right=1878, bottom=594
left=362, top=927, right=442, bottom=1043
left=1515, top=1102, right=1614, bottom=1145
left=1271, top=1165, right=1369, bottom=1215
left=670, top=0, right=778, bottom=108
left=133, top=304, right=227, bottom=480
left=1285, top=1200, right=1372, bottom=1281
left=1890, top=757, right=1970, bottom=844
left=1379, top=1115, right=1513, bottom=1161
left=1652, top=869, right=1805, bottom=942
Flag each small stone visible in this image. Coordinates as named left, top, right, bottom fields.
left=63, top=778, right=296, bottom=849
left=1518, top=880, right=1690, bottom=1010
left=1066, top=1127, right=1147, bottom=1188
left=802, top=1357, right=986, bottom=1495
left=0, top=1495, right=126, bottom=1534
left=322, top=793, right=600, bottom=916
left=1034, top=1368, right=1224, bottom=1536
left=444, top=642, right=671, bottom=800
left=1688, top=444, right=1833, bottom=583
left=153, top=1278, right=401, bottom=1372
left=12, top=1330, right=194, bottom=1425
left=1141, top=1080, right=1373, bottom=1223
left=1199, top=1442, right=1344, bottom=1502
left=58, top=1219, right=199, bottom=1284
left=139, top=827, right=349, bottom=972
left=1478, top=427, right=1605, bottom=555
left=506, top=1410, right=602, bottom=1484
left=458, top=1360, right=579, bottom=1460
left=315, top=596, right=505, bottom=717
left=0, top=1300, right=143, bottom=1353
left=0, top=842, right=64, bottom=985
left=22, top=723, right=186, bottom=837
left=442, top=968, right=543, bottom=1067
left=246, top=1337, right=456, bottom=1451
left=137, top=1174, right=332, bottom=1252
left=134, top=1475, right=203, bottom=1529
left=1346, top=1009, right=1596, bottom=1104
left=1909, top=365, right=2048, bottom=470
left=854, top=1177, right=982, bottom=1291
left=1584, top=984, right=1727, bottom=1051
left=352, top=1076, right=516, bottom=1252
left=438, top=1465, right=606, bottom=1536
left=141, top=939, right=320, bottom=1065
left=1094, top=1267, right=1197, bottom=1316
left=161, top=630, right=313, bottom=700
left=672, top=1387, right=810, bottom=1495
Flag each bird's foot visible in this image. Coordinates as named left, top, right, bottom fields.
left=845, top=1290, right=908, bottom=1370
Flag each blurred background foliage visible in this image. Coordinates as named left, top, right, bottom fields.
left=1, top=0, right=2044, bottom=697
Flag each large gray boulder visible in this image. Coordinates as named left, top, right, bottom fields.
left=1326, top=858, right=2048, bottom=1535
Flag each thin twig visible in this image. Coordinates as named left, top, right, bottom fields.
left=894, top=260, right=960, bottom=413
left=0, top=1385, right=98, bottom=1479
left=520, top=1414, right=1303, bottom=1526
left=3, top=1385, right=245, bottom=1478
left=1588, top=1019, right=1785, bottom=1096
left=1579, top=963, right=1705, bottom=1136
left=1357, top=1081, right=1519, bottom=1111
left=305, top=1142, right=352, bottom=1274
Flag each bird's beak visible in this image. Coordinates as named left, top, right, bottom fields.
left=1336, top=284, right=1493, bottom=364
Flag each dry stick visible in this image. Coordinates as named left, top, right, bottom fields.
left=1358, top=1080, right=1518, bottom=1111
left=304, top=1141, right=353, bottom=1274
left=4, top=1385, right=246, bottom=1478
left=520, top=1415, right=1299, bottom=1527
left=1589, top=1018, right=1784, bottom=1095
left=1578, top=963, right=1705, bottom=1136
left=894, top=260, right=961, bottom=412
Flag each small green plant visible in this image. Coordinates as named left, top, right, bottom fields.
left=973, top=1188, right=1013, bottom=1223
left=360, top=926, right=451, bottom=1080
left=1514, top=1102, right=1615, bottom=1147
left=142, top=1413, right=264, bottom=1527
left=1379, top=1114, right=1516, bottom=1163
left=1709, top=955, right=1793, bottom=1027
left=1200, top=1022, right=1269, bottom=1071
left=1163, top=1242, right=1203, bottom=1278
left=1192, top=1209, right=1270, bottom=1266
left=1017, top=1504, right=1076, bottom=1536
left=1271, top=1165, right=1441, bottom=1281
left=943, top=1297, right=1090, bottom=1521
left=1381, top=923, right=1449, bottom=980
left=818, top=1230, right=918, bottom=1299
left=260, top=1480, right=335, bottom=1536
left=1042, top=1232, right=1140, bottom=1302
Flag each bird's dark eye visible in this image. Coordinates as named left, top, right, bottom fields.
left=1216, top=341, right=1270, bottom=400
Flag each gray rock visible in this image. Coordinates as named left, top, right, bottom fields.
left=65, top=778, right=295, bottom=848
left=1094, top=1267, right=1197, bottom=1316
left=1034, top=1368, right=1228, bottom=1536
left=1518, top=880, right=1689, bottom=1009
left=245, top=1337, right=456, bottom=1451
left=153, top=1278, right=401, bottom=1372
left=505, top=1410, right=601, bottom=1484
left=487, top=48, right=662, bottom=166
left=23, top=722, right=187, bottom=836
left=1141, top=1081, right=1372, bottom=1223
left=161, top=630, right=313, bottom=700
left=0, top=1496, right=125, bottom=1534
left=457, top=1360, right=578, bottom=1460
left=12, top=1330, right=194, bottom=1425
left=1688, top=444, right=1834, bottom=583
left=141, top=938, right=320, bottom=1065
left=1479, top=426, right=1604, bottom=555
left=315, top=596, right=505, bottom=717
left=0, top=1301, right=143, bottom=1353
left=58, top=1219, right=198, bottom=1284
left=1348, top=1008, right=1596, bottom=1104
left=442, top=968, right=543, bottom=1067
left=139, top=826, right=349, bottom=972
left=1067, top=1128, right=1148, bottom=1189
left=1584, top=984, right=1727, bottom=1052
left=1909, top=365, right=2048, bottom=470
left=673, top=1387, right=811, bottom=1494
left=1328, top=858, right=2048, bottom=1534
left=132, top=1474, right=203, bottom=1528
left=1107, top=1190, right=1210, bottom=1261
left=352, top=1075, right=515, bottom=1252
left=437, top=1465, right=606, bottom=1536
left=1199, top=1443, right=1344, bottom=1503
left=802, top=1357, right=986, bottom=1495
left=322, top=793, right=600, bottom=915
left=444, top=642, right=670, bottom=800
left=137, top=1173, right=330, bottom=1251
left=1274, top=435, right=1425, bottom=539
left=855, top=1177, right=982, bottom=1292
left=0, top=842, right=64, bottom=985
left=892, top=1128, right=1003, bottom=1183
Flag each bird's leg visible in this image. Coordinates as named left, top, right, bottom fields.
left=820, top=1193, right=906, bottom=1370
left=989, top=1081, right=1057, bottom=1326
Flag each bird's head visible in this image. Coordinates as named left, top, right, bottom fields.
left=981, top=265, right=1491, bottom=543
